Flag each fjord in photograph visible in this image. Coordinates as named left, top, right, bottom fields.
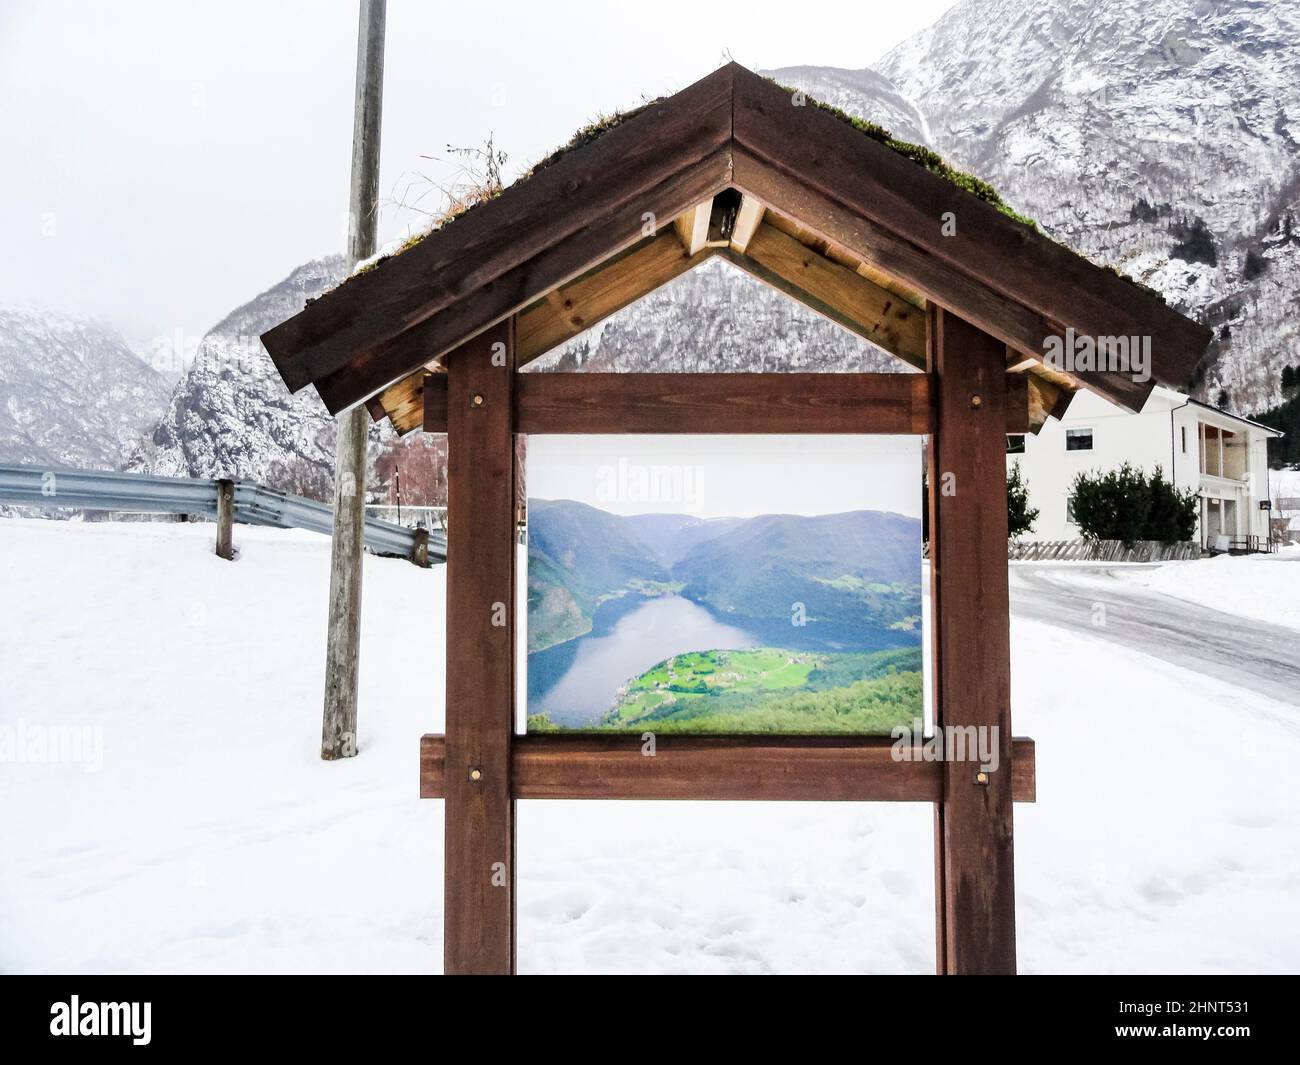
left=525, top=435, right=923, bottom=734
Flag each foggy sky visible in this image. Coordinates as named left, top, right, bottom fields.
left=0, top=0, right=956, bottom=358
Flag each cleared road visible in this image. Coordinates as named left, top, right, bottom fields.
left=1009, top=564, right=1300, bottom=712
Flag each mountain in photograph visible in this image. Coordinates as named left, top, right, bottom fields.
left=525, top=493, right=926, bottom=733
left=526, top=499, right=922, bottom=655
left=624, top=512, right=747, bottom=566
left=527, top=499, right=673, bottom=651
left=671, top=510, right=923, bottom=630
left=0, top=307, right=170, bottom=469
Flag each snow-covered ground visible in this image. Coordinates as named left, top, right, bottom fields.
left=1, top=518, right=1298, bottom=974
left=1120, top=546, right=1300, bottom=633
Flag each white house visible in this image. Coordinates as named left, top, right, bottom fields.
left=1007, top=385, right=1283, bottom=550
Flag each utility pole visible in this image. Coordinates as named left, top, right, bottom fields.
left=322, top=0, right=386, bottom=760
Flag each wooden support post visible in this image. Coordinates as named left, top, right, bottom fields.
left=411, top=526, right=430, bottom=568
left=443, top=319, right=517, bottom=975
left=928, top=306, right=1017, bottom=975
left=214, top=478, right=235, bottom=561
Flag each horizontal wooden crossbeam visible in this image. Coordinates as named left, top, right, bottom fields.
left=419, top=734, right=1036, bottom=803
left=514, top=372, right=930, bottom=434
left=424, top=371, right=1030, bottom=435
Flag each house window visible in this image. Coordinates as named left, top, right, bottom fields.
left=1181, top=425, right=1187, bottom=454
left=1066, top=427, right=1094, bottom=451
left=1006, top=434, right=1026, bottom=454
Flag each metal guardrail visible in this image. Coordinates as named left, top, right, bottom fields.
left=365, top=503, right=447, bottom=532
left=0, top=464, right=446, bottom=565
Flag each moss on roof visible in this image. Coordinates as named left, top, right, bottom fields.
left=330, top=100, right=665, bottom=289
left=766, top=80, right=1163, bottom=303
left=769, top=81, right=1038, bottom=230
left=521, top=98, right=665, bottom=180
left=330, top=71, right=1163, bottom=305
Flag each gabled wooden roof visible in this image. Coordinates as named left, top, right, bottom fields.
left=261, top=62, right=1211, bottom=431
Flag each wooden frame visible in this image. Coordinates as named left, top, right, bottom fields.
left=429, top=309, right=1029, bottom=975
left=256, top=60, right=1213, bottom=977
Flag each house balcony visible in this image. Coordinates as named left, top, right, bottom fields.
left=1199, top=471, right=1249, bottom=496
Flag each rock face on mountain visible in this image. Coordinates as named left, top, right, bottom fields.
left=536, top=258, right=900, bottom=375
left=777, top=0, right=1300, bottom=412
left=128, top=256, right=354, bottom=486
left=757, top=64, right=931, bottom=145
left=0, top=308, right=170, bottom=469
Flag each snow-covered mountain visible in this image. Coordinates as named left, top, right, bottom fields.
left=0, top=308, right=170, bottom=469
left=128, top=255, right=897, bottom=486
left=760, top=65, right=931, bottom=145
left=554, top=0, right=1299, bottom=408
left=537, top=259, right=896, bottom=374
left=775, top=0, right=1300, bottom=412
left=127, top=257, right=355, bottom=489
left=128, top=0, right=1295, bottom=484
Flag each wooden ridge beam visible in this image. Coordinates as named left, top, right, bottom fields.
left=420, top=734, right=1036, bottom=803
left=730, top=194, right=764, bottom=253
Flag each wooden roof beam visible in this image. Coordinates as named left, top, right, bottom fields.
left=516, top=229, right=715, bottom=367
left=375, top=230, right=718, bottom=430
left=1024, top=375, right=1060, bottom=434
left=722, top=220, right=928, bottom=369
left=375, top=371, right=433, bottom=434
